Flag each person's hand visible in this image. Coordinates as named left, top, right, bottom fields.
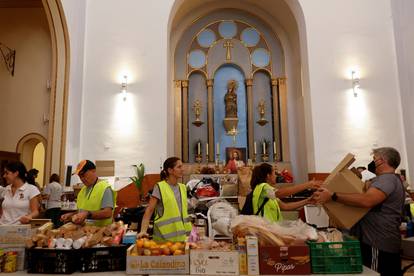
left=307, top=179, right=323, bottom=190
left=72, top=211, right=88, bottom=225
left=312, top=187, right=334, bottom=204
left=137, top=231, right=149, bottom=239
left=19, top=215, right=31, bottom=224
left=60, top=213, right=72, bottom=222
left=306, top=195, right=317, bottom=205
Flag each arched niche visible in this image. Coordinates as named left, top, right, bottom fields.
left=168, top=0, right=312, bottom=181
left=16, top=133, right=47, bottom=185
left=172, top=11, right=287, bottom=165
left=213, top=64, right=247, bottom=158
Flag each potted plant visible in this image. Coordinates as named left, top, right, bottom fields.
left=130, top=163, right=145, bottom=202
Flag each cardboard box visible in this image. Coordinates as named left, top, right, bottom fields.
left=1, top=247, right=26, bottom=271
left=259, top=243, right=311, bottom=275
left=126, top=244, right=189, bottom=274
left=190, top=249, right=239, bottom=275
left=246, top=236, right=259, bottom=275
left=322, top=154, right=370, bottom=229
left=236, top=237, right=247, bottom=275
left=0, top=225, right=31, bottom=247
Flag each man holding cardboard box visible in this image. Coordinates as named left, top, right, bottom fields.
left=314, top=147, right=404, bottom=276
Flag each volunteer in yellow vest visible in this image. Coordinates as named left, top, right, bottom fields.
left=60, top=160, right=116, bottom=226
left=138, top=157, right=192, bottom=242
left=251, top=163, right=314, bottom=223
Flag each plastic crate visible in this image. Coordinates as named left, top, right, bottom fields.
left=308, top=237, right=363, bottom=274
left=27, top=248, right=78, bottom=274
left=79, top=245, right=127, bottom=272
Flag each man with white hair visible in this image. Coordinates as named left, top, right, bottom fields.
left=314, top=147, right=404, bottom=276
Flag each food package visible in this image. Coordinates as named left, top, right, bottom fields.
left=231, top=216, right=318, bottom=246
left=60, top=222, right=78, bottom=232
left=212, top=217, right=232, bottom=236
left=26, top=221, right=126, bottom=249
left=36, top=222, right=54, bottom=235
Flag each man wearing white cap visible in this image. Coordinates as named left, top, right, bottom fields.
left=60, top=160, right=116, bottom=226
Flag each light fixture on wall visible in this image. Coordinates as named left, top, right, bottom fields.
left=351, top=70, right=360, bottom=97
left=121, top=75, right=128, bottom=101
left=0, top=42, right=16, bottom=76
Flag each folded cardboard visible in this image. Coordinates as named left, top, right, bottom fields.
left=323, top=154, right=370, bottom=229
left=126, top=244, right=189, bottom=275
left=259, top=242, right=310, bottom=275
left=0, top=225, right=31, bottom=247
left=190, top=249, right=239, bottom=275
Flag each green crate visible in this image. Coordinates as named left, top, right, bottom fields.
left=308, top=237, right=363, bottom=274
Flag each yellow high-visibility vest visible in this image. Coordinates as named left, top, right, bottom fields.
left=153, top=180, right=192, bottom=242
left=253, top=182, right=282, bottom=223
left=77, top=179, right=116, bottom=226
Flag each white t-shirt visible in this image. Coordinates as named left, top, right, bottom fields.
left=0, top=183, right=40, bottom=225
left=43, top=181, right=63, bottom=209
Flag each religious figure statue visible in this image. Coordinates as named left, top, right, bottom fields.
left=224, top=80, right=238, bottom=118
left=256, top=99, right=268, bottom=126
left=192, top=100, right=204, bottom=127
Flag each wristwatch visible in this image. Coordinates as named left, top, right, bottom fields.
left=331, top=192, right=338, bottom=202
left=87, top=211, right=92, bottom=219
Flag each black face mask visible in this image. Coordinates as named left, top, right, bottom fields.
left=368, top=160, right=376, bottom=174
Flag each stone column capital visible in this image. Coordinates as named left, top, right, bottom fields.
left=245, top=79, right=253, bottom=86
left=206, top=79, right=214, bottom=87
left=181, top=80, right=189, bottom=88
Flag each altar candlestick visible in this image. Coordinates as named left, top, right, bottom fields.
left=216, top=143, right=220, bottom=154
left=197, top=142, right=201, bottom=155
left=263, top=142, right=266, bottom=155
left=273, top=141, right=277, bottom=155
left=254, top=142, right=257, bottom=155
left=206, top=143, right=209, bottom=156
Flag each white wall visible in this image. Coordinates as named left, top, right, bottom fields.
left=61, top=0, right=410, bottom=178
left=299, top=0, right=407, bottom=172
left=391, top=0, right=414, bottom=181
left=79, top=0, right=175, bottom=176
left=62, top=0, right=87, bottom=170
left=0, top=8, right=51, bottom=152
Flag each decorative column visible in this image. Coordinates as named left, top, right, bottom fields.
left=182, top=80, right=189, bottom=163
left=206, top=79, right=214, bottom=162
left=271, top=78, right=281, bottom=161
left=277, top=77, right=290, bottom=162
left=245, top=78, right=254, bottom=160
left=174, top=80, right=182, bottom=159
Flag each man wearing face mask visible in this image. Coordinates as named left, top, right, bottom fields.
left=314, top=147, right=404, bottom=276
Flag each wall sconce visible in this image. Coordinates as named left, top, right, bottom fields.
left=352, top=70, right=360, bottom=97
left=121, top=75, right=128, bottom=101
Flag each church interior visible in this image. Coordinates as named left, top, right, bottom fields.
left=1, top=0, right=414, bottom=273
left=1, top=0, right=412, bottom=186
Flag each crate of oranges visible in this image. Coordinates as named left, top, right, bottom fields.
left=127, top=238, right=189, bottom=275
